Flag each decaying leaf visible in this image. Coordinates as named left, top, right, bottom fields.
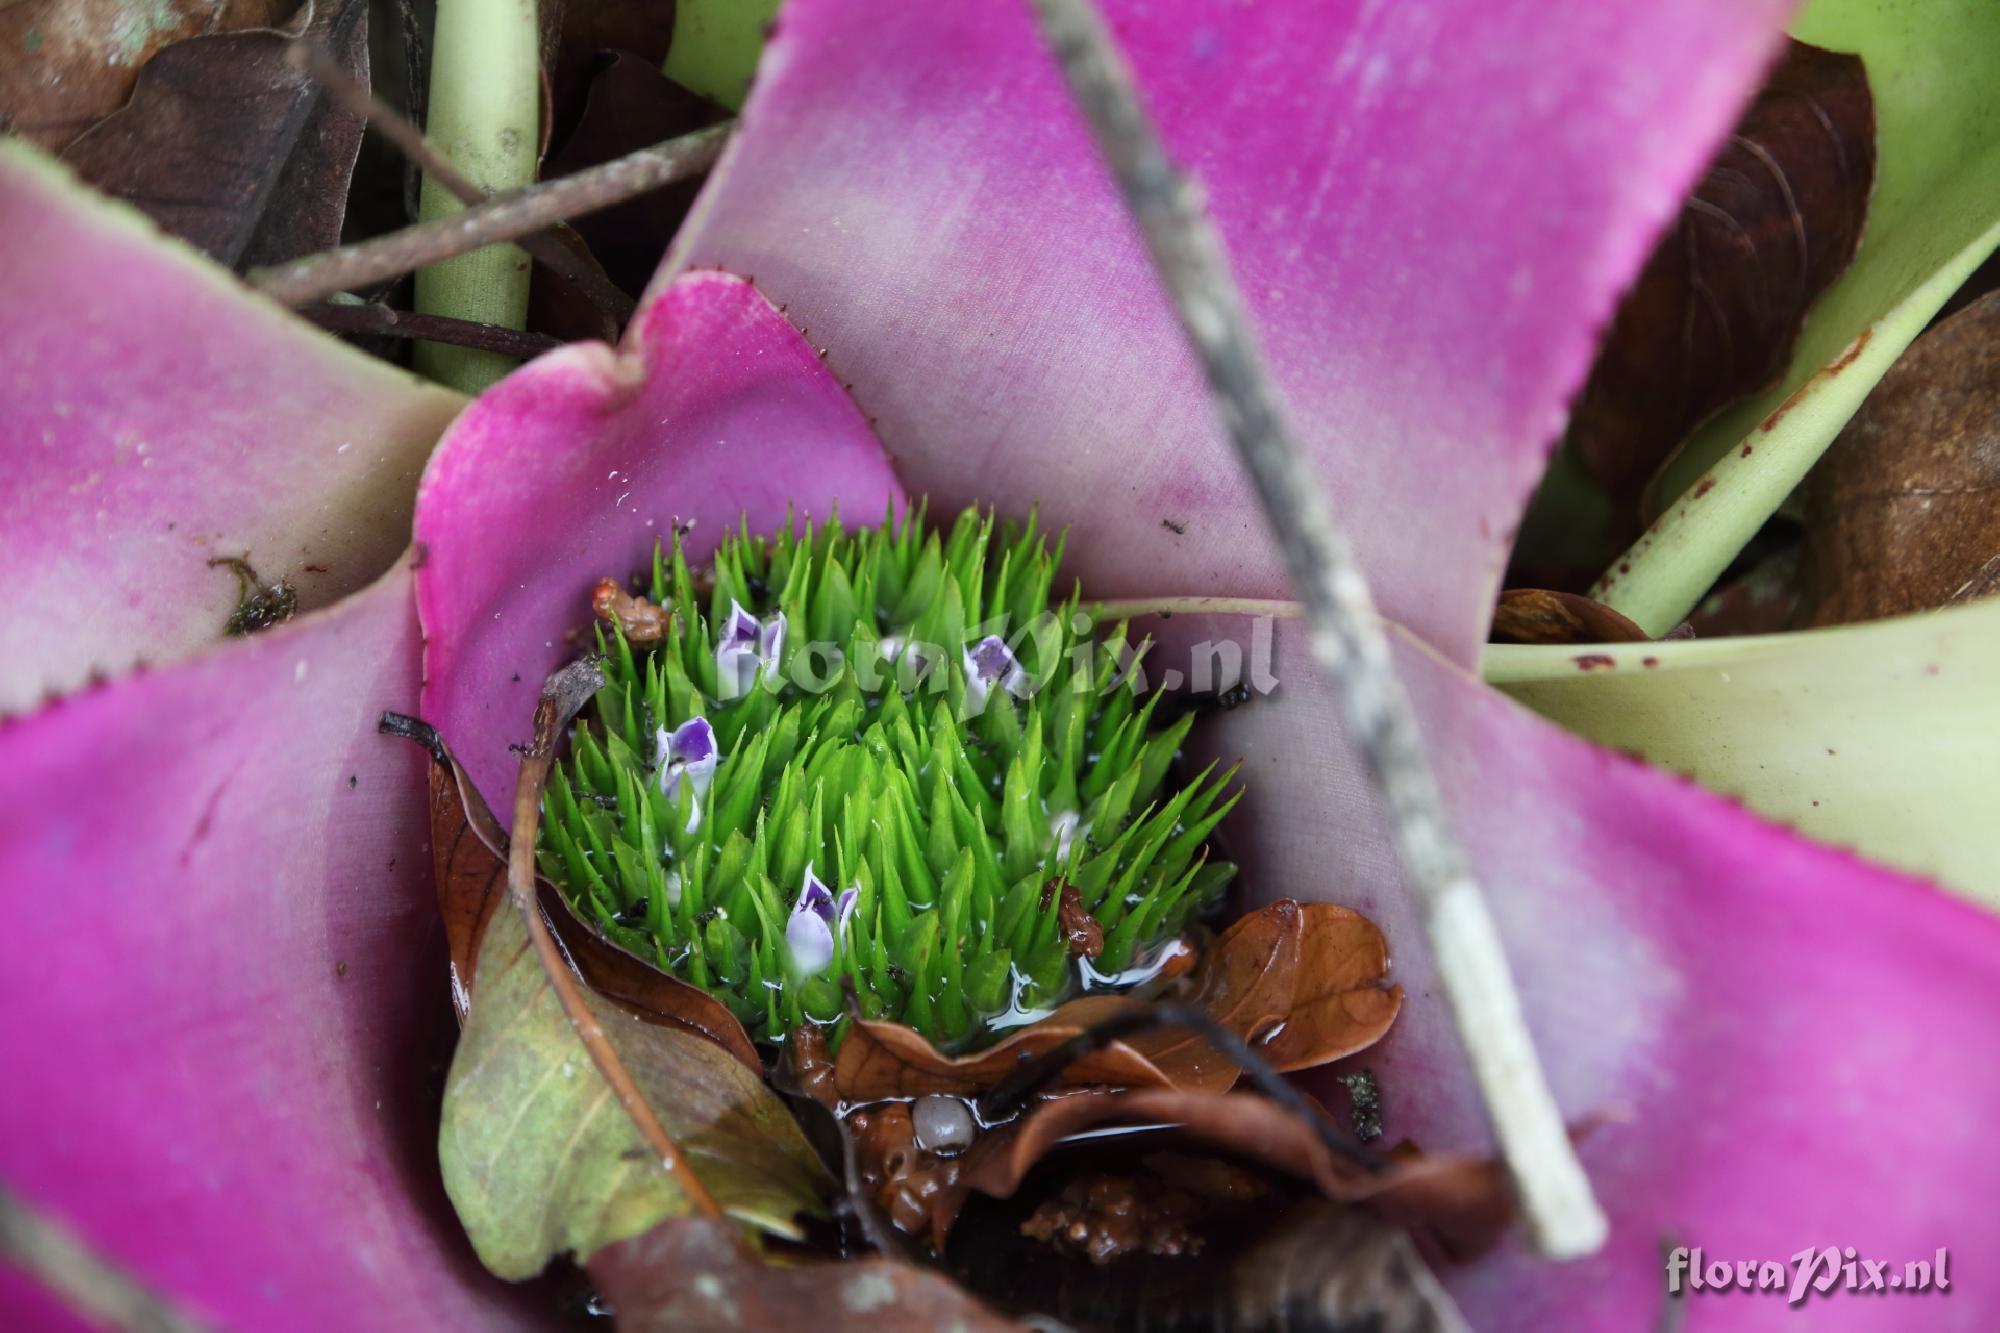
left=830, top=900, right=1399, bottom=1103
left=1570, top=39, right=1876, bottom=505
left=1683, top=545, right=1805, bottom=637
left=945, top=1090, right=1510, bottom=1261
left=395, top=712, right=762, bottom=1069
left=1490, top=588, right=1651, bottom=645
left=525, top=221, right=626, bottom=344
left=1245, top=908, right=1402, bottom=1071
left=0, top=0, right=292, bottom=150
left=832, top=994, right=1175, bottom=1102
left=945, top=1141, right=1475, bottom=1333
left=588, top=1216, right=1022, bottom=1332
left=1801, top=290, right=2000, bottom=624
left=420, top=726, right=511, bottom=1016
left=437, top=906, right=833, bottom=1280
left=542, top=1, right=677, bottom=133
left=1202, top=1202, right=1471, bottom=1333
left=56, top=0, right=367, bottom=268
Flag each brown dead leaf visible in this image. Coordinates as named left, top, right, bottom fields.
left=422, top=733, right=511, bottom=1018
left=953, top=1090, right=1513, bottom=1262
left=1683, top=546, right=1806, bottom=637
left=1490, top=588, right=1652, bottom=645
left=832, top=994, right=1175, bottom=1103
left=588, top=1217, right=1022, bottom=1332
left=1801, top=290, right=2000, bottom=625
left=0, top=0, right=294, bottom=151
left=57, top=0, right=367, bottom=267
left=833, top=901, right=1398, bottom=1103
left=1127, top=899, right=1401, bottom=1082
left=1255, top=903, right=1403, bottom=1071
left=1571, top=39, right=1876, bottom=507
left=552, top=892, right=761, bottom=1075
left=526, top=223, right=625, bottom=344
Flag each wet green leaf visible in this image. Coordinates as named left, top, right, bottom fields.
left=438, top=908, right=833, bottom=1279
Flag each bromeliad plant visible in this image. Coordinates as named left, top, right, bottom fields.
left=543, top=506, right=1238, bottom=1045
left=9, top=0, right=2000, bottom=1328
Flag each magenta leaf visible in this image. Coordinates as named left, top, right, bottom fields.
left=1168, top=616, right=2000, bottom=1328
left=0, top=145, right=463, bottom=713
left=0, top=568, right=541, bottom=1329
left=413, top=269, right=903, bottom=809
left=667, top=0, right=1793, bottom=664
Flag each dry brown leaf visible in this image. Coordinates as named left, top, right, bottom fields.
left=1802, top=290, right=2000, bottom=624
left=831, top=901, right=1399, bottom=1103
left=832, top=994, right=1172, bottom=1102
left=1571, top=39, right=1876, bottom=507
left=1490, top=588, right=1652, bottom=645
left=0, top=0, right=294, bottom=151
left=56, top=0, right=366, bottom=267
left=588, top=1217, right=1022, bottom=1332
left=952, top=1089, right=1513, bottom=1262
left=1256, top=902, right=1404, bottom=1072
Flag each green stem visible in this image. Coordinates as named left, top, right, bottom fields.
left=413, top=0, right=541, bottom=393
left=1593, top=223, right=2000, bottom=637
left=664, top=0, right=784, bottom=110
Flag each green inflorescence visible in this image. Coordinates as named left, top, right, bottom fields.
left=538, top=503, right=1241, bottom=1048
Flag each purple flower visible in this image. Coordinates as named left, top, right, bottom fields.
left=785, top=864, right=859, bottom=975
left=652, top=716, right=719, bottom=832
left=960, top=633, right=1030, bottom=715
left=715, top=598, right=786, bottom=700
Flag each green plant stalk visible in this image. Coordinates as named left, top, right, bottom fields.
left=1592, top=224, right=2000, bottom=637
left=664, top=0, right=784, bottom=110
left=413, top=0, right=541, bottom=393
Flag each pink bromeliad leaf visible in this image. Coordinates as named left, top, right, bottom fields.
left=666, top=0, right=1794, bottom=667
left=1161, top=619, right=2000, bottom=1329
left=413, top=268, right=903, bottom=810
left=0, top=145, right=463, bottom=715
left=0, top=568, right=545, bottom=1330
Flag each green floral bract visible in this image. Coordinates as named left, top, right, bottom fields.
left=538, top=505, right=1240, bottom=1046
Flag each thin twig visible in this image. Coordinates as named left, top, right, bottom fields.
left=301, top=302, right=564, bottom=359
left=1083, top=595, right=1305, bottom=621
left=509, top=661, right=729, bottom=1226
left=288, top=41, right=636, bottom=332
left=0, top=1188, right=212, bottom=1333
left=248, top=123, right=732, bottom=308
left=976, top=1002, right=1385, bottom=1175
left=1025, top=0, right=1607, bottom=1259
